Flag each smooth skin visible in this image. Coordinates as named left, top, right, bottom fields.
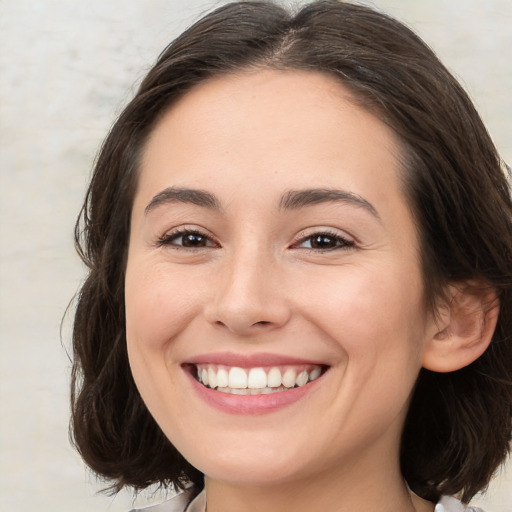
left=125, top=70, right=495, bottom=512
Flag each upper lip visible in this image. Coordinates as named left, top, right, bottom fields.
left=186, top=352, right=326, bottom=368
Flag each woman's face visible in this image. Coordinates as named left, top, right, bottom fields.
left=125, top=70, right=438, bottom=486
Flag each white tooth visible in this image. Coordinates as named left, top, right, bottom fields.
left=208, top=368, right=217, bottom=388
left=217, top=368, right=229, bottom=388
left=267, top=367, right=282, bottom=388
left=296, top=370, right=308, bottom=387
left=197, top=366, right=201, bottom=380
left=229, top=367, right=248, bottom=389
left=282, top=368, right=296, bottom=388
left=261, top=387, right=273, bottom=394
left=201, top=368, right=209, bottom=386
left=309, top=367, right=321, bottom=381
left=247, top=368, right=267, bottom=389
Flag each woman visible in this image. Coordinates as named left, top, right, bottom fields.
left=71, top=2, right=512, bottom=511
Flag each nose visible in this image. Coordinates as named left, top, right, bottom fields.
left=204, top=251, right=292, bottom=336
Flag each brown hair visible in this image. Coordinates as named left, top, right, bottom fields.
left=71, top=0, right=512, bottom=503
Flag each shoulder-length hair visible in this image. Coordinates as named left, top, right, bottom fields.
left=71, top=0, right=512, bottom=503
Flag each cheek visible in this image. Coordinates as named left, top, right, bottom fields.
left=300, top=262, right=424, bottom=339
left=125, top=261, right=202, bottom=351
left=124, top=262, right=200, bottom=408
left=124, top=263, right=199, bottom=430
left=295, top=261, right=427, bottom=397
left=306, top=268, right=425, bottom=439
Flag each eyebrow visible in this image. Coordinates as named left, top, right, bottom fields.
left=144, top=186, right=379, bottom=220
left=145, top=186, right=221, bottom=214
left=279, top=188, right=380, bottom=219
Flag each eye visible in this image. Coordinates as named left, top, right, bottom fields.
left=293, top=231, right=355, bottom=251
left=157, top=228, right=218, bottom=249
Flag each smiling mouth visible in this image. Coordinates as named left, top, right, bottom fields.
left=187, top=363, right=327, bottom=395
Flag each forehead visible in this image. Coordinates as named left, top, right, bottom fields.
left=136, top=69, right=405, bottom=211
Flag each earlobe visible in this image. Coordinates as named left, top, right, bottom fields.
left=422, top=281, right=499, bottom=373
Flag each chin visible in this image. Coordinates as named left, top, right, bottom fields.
left=184, top=442, right=305, bottom=488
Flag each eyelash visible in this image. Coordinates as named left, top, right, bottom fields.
left=157, top=228, right=218, bottom=249
left=157, top=228, right=355, bottom=252
left=293, top=230, right=355, bottom=251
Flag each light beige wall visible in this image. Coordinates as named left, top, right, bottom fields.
left=0, top=1, right=510, bottom=511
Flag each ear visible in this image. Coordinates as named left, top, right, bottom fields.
left=422, top=280, right=499, bottom=373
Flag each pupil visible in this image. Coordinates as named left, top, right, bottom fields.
left=312, top=234, right=336, bottom=249
left=183, top=234, right=205, bottom=247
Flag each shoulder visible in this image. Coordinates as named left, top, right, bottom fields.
left=435, top=496, right=485, bottom=512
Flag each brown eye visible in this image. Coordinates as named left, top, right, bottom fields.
left=295, top=231, right=355, bottom=251
left=158, top=229, right=217, bottom=249
left=181, top=233, right=208, bottom=247
left=310, top=234, right=339, bottom=249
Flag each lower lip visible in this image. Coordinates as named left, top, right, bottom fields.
left=185, top=369, right=323, bottom=415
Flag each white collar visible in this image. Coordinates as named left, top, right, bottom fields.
left=185, top=489, right=206, bottom=512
